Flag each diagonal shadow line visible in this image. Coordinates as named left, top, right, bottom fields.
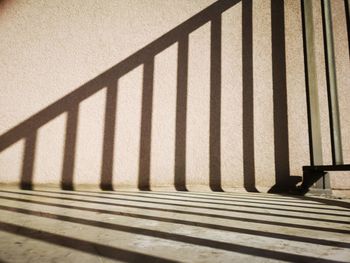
left=100, top=192, right=350, bottom=214
left=0, top=195, right=349, bottom=249
left=0, top=221, right=177, bottom=263
left=0, top=0, right=242, bottom=192
left=79, top=190, right=349, bottom=211
left=1, top=191, right=349, bottom=234
left=289, top=194, right=350, bottom=210
left=106, top=190, right=336, bottom=205
left=164, top=190, right=302, bottom=199
left=24, top=191, right=350, bottom=224
left=0, top=205, right=347, bottom=263
left=112, top=190, right=323, bottom=203
left=3, top=189, right=349, bottom=220
left=0, top=0, right=240, bottom=152
left=24, top=190, right=350, bottom=216
left=67, top=190, right=350, bottom=212
left=20, top=190, right=349, bottom=217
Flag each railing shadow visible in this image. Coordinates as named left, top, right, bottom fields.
left=242, top=0, right=257, bottom=192
left=269, top=0, right=301, bottom=193
left=0, top=0, right=300, bottom=192
left=0, top=190, right=349, bottom=262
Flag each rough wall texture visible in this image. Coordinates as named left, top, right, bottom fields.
left=0, top=0, right=349, bottom=191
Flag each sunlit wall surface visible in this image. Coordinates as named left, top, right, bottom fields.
left=0, top=0, right=349, bottom=191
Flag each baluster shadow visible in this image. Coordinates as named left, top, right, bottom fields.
left=3, top=0, right=339, bottom=193
left=138, top=58, right=155, bottom=190
left=209, top=12, right=223, bottom=191
left=61, top=105, right=79, bottom=190
left=174, top=35, right=189, bottom=191
left=269, top=0, right=301, bottom=193
left=20, top=131, right=37, bottom=190
left=100, top=83, right=118, bottom=190
left=242, top=0, right=258, bottom=192
left=174, top=35, right=188, bottom=191
left=0, top=0, right=258, bottom=191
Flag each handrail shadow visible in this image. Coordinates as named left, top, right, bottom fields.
left=0, top=0, right=299, bottom=192
left=0, top=0, right=240, bottom=191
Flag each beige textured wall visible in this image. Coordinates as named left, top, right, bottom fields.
left=0, top=0, right=349, bottom=191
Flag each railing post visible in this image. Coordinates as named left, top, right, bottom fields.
left=345, top=0, right=350, bottom=56
left=301, top=0, right=328, bottom=189
left=321, top=0, right=344, bottom=166
left=302, top=0, right=323, bottom=166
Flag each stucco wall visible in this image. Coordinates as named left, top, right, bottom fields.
left=0, top=0, right=349, bottom=191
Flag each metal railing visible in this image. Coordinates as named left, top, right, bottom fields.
left=301, top=0, right=350, bottom=191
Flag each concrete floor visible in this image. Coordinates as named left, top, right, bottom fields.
left=0, top=188, right=349, bottom=263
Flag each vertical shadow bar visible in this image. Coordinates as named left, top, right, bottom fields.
left=209, top=14, right=223, bottom=191
left=20, top=131, right=37, bottom=190
left=138, top=58, right=154, bottom=190
left=100, top=84, right=118, bottom=190
left=270, top=0, right=290, bottom=192
left=175, top=35, right=189, bottom=191
left=242, top=0, right=257, bottom=192
left=61, top=105, right=79, bottom=190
